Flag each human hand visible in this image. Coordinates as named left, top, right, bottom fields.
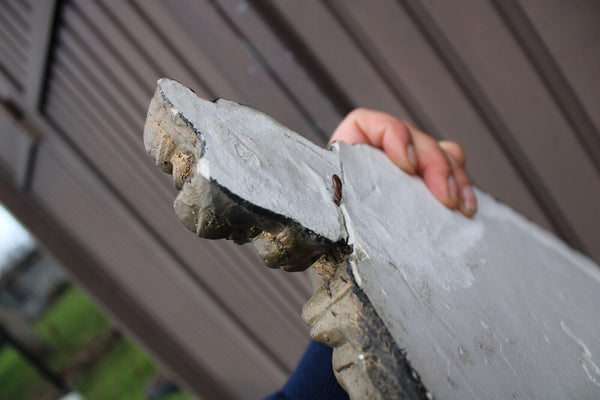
left=329, top=108, right=477, bottom=217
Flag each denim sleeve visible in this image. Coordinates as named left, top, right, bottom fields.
left=264, top=340, right=350, bottom=400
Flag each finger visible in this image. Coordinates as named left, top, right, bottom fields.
left=330, top=109, right=417, bottom=175
left=443, top=149, right=477, bottom=217
left=405, top=122, right=458, bottom=209
left=439, top=140, right=466, bottom=168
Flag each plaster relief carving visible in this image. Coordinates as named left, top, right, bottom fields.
left=145, top=79, right=600, bottom=400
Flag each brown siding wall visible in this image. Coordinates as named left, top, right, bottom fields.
left=1, top=1, right=599, bottom=399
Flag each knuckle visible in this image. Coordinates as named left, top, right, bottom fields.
left=424, top=156, right=452, bottom=177
left=439, top=140, right=466, bottom=165
left=390, top=121, right=411, bottom=140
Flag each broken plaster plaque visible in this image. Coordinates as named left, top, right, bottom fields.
left=144, top=79, right=347, bottom=271
left=145, top=79, right=600, bottom=399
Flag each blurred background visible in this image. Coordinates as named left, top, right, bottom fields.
left=0, top=1, right=599, bottom=399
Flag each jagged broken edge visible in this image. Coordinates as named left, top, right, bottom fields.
left=154, top=82, right=350, bottom=271
left=305, top=260, right=432, bottom=400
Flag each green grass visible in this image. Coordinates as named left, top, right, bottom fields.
left=35, top=286, right=110, bottom=371
left=0, top=346, right=46, bottom=400
left=0, top=286, right=195, bottom=400
left=0, top=285, right=106, bottom=400
left=76, top=339, right=156, bottom=399
left=75, top=339, right=194, bottom=400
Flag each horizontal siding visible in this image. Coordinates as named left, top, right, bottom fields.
left=420, top=0, right=600, bottom=259
left=157, top=0, right=326, bottom=145
left=514, top=0, right=600, bottom=152
left=41, top=1, right=313, bottom=396
left=208, top=0, right=343, bottom=137
left=0, top=0, right=31, bottom=90
left=0, top=109, right=32, bottom=185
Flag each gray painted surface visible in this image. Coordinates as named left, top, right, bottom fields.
left=150, top=79, right=345, bottom=243
left=339, top=142, right=600, bottom=399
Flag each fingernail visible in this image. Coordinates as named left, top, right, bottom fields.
left=448, top=175, right=458, bottom=202
left=461, top=185, right=477, bottom=213
left=406, top=143, right=417, bottom=169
